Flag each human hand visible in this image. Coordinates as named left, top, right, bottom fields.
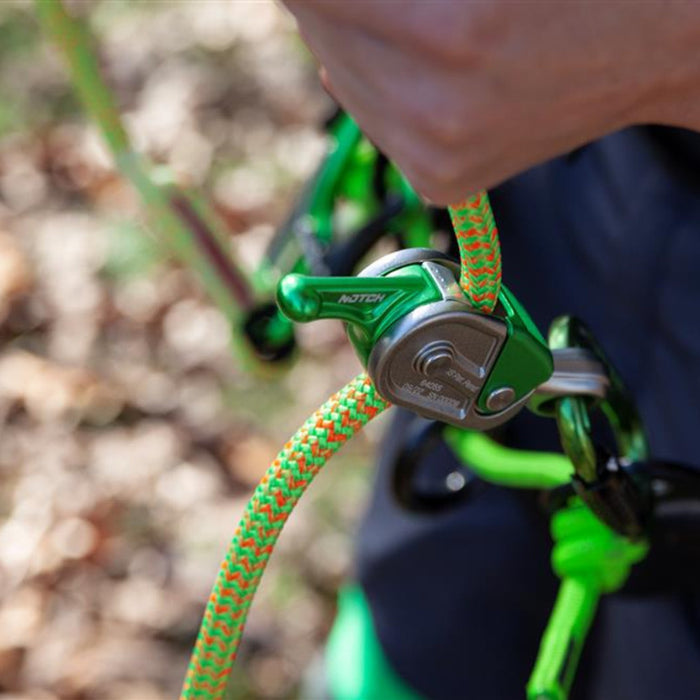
left=284, top=1, right=700, bottom=205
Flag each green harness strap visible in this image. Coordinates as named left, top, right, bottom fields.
left=327, top=586, right=422, bottom=700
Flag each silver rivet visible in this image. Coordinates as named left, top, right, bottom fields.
left=445, top=471, right=467, bottom=492
left=414, top=342, right=454, bottom=376
left=422, top=350, right=452, bottom=375
left=486, top=386, right=516, bottom=411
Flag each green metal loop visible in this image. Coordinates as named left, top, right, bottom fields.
left=555, top=396, right=597, bottom=483
left=443, top=427, right=572, bottom=489
left=547, top=316, right=648, bottom=477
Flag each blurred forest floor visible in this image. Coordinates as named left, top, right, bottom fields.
left=0, top=2, right=389, bottom=698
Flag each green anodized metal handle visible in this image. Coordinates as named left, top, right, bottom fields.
left=277, top=250, right=553, bottom=429
left=535, top=315, right=648, bottom=472
left=277, top=264, right=441, bottom=362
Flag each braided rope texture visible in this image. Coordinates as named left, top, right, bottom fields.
left=448, top=191, right=502, bottom=314
left=181, top=373, right=389, bottom=699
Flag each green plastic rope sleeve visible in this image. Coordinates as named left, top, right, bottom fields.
left=527, top=577, right=599, bottom=700
left=443, top=427, right=573, bottom=489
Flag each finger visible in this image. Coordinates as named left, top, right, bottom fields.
left=289, top=9, right=492, bottom=203
left=283, top=0, right=400, bottom=32
left=288, top=11, right=406, bottom=144
left=284, top=1, right=481, bottom=68
left=321, top=62, right=483, bottom=204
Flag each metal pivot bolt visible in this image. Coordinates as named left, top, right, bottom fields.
left=486, top=386, right=516, bottom=411
left=414, top=341, right=454, bottom=376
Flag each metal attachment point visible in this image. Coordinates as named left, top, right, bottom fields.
left=530, top=347, right=610, bottom=416
left=414, top=341, right=454, bottom=376
left=486, top=386, right=516, bottom=412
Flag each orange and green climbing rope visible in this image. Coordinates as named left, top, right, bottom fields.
left=181, top=191, right=501, bottom=699
left=181, top=373, right=390, bottom=699
left=448, top=191, right=502, bottom=313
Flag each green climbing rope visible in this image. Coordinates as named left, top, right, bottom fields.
left=180, top=373, right=390, bottom=699
left=181, top=191, right=501, bottom=698
left=448, top=191, right=502, bottom=313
